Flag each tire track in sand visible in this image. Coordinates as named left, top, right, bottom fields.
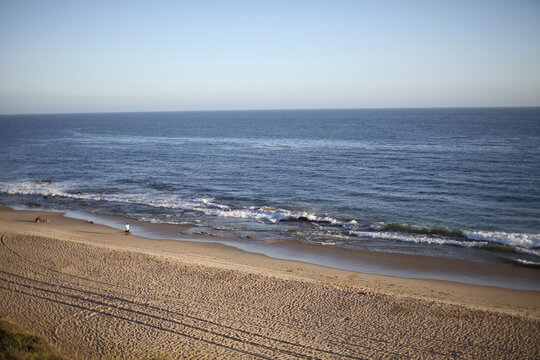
left=0, top=233, right=372, bottom=359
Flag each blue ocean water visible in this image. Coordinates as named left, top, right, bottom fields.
left=1, top=108, right=539, bottom=266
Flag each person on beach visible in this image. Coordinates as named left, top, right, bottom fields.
left=125, top=223, right=130, bottom=235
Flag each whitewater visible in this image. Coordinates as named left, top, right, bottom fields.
left=1, top=108, right=539, bottom=267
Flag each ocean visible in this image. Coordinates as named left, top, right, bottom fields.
left=1, top=108, right=539, bottom=272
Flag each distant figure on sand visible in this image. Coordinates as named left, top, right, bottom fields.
left=125, top=223, right=130, bottom=235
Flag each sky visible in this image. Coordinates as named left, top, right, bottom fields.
left=0, top=0, right=539, bottom=114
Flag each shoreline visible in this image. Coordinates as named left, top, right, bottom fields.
left=1, top=206, right=539, bottom=314
left=1, top=206, right=539, bottom=358
left=9, top=205, right=540, bottom=291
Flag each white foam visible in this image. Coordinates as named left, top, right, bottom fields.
left=349, top=230, right=487, bottom=248
left=369, top=223, right=384, bottom=231
left=514, top=247, right=540, bottom=257
left=463, top=230, right=540, bottom=249
left=137, top=217, right=166, bottom=224
left=350, top=229, right=540, bottom=255
left=0, top=181, right=336, bottom=225
left=2, top=180, right=540, bottom=253
left=514, top=259, right=540, bottom=266
left=0, top=181, right=75, bottom=197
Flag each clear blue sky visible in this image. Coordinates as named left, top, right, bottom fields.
left=1, top=0, right=539, bottom=114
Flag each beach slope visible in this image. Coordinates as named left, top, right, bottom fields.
left=0, top=208, right=538, bottom=359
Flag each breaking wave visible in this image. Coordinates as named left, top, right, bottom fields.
left=365, top=222, right=540, bottom=250
left=1, top=180, right=539, bottom=255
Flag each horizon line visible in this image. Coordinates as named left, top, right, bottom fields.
left=1, top=105, right=540, bottom=116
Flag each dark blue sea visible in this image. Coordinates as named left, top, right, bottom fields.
left=1, top=108, right=540, bottom=269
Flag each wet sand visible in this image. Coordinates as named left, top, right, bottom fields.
left=0, top=207, right=539, bottom=359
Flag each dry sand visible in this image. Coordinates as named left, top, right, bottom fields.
left=0, top=207, right=538, bottom=359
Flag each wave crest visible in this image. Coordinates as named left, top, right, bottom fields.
left=1, top=180, right=539, bottom=253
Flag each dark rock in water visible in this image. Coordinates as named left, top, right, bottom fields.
left=35, top=179, right=52, bottom=183
left=43, top=195, right=52, bottom=200
left=27, top=203, right=41, bottom=208
left=280, top=216, right=314, bottom=223
left=279, top=215, right=332, bottom=225
left=246, top=235, right=256, bottom=240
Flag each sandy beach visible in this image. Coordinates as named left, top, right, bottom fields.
left=0, top=207, right=538, bottom=359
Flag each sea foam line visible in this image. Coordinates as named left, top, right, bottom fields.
left=463, top=230, right=540, bottom=249
left=2, top=180, right=540, bottom=251
left=368, top=222, right=540, bottom=249
left=0, top=181, right=341, bottom=225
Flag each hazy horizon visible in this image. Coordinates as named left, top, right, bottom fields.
left=2, top=105, right=540, bottom=117
left=1, top=1, right=539, bottom=114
